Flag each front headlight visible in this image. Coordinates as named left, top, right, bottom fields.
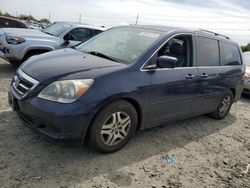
left=38, top=79, right=94, bottom=103
left=6, top=36, right=25, bottom=45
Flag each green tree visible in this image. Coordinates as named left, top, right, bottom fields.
left=241, top=43, right=250, bottom=52
left=3, top=12, right=14, bottom=18
left=39, top=18, right=50, bottom=23
left=19, top=14, right=37, bottom=21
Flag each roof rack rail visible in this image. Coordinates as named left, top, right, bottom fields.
left=198, top=29, right=230, bottom=40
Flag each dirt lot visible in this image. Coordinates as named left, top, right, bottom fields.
left=0, top=58, right=249, bottom=188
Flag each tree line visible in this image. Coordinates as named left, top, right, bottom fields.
left=241, top=43, right=250, bottom=52
left=0, top=10, right=50, bottom=23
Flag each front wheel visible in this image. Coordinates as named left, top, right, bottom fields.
left=209, top=91, right=234, bottom=120
left=87, top=100, right=138, bottom=153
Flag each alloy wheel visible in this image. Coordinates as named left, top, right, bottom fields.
left=101, top=111, right=131, bottom=146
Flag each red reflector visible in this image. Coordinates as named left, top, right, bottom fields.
left=242, top=72, right=248, bottom=81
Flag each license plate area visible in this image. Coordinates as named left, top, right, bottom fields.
left=8, top=92, right=19, bottom=111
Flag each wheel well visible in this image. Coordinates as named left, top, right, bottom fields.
left=123, top=98, right=143, bottom=130
left=230, top=88, right=236, bottom=100
left=22, top=49, right=51, bottom=61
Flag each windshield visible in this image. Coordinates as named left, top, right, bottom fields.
left=244, top=52, right=250, bottom=66
left=42, top=22, right=72, bottom=37
left=77, top=27, right=162, bottom=64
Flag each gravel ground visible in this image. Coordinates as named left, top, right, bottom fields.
left=0, top=58, right=249, bottom=188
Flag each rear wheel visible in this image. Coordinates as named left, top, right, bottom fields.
left=209, top=91, right=233, bottom=120
left=87, top=100, right=138, bottom=153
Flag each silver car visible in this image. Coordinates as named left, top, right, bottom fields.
left=0, top=22, right=105, bottom=67
left=243, top=52, right=250, bottom=94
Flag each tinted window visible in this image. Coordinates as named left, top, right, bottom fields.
left=196, top=36, right=219, bottom=66
left=221, top=42, right=241, bottom=66
left=68, top=28, right=91, bottom=41
left=158, top=35, right=193, bottom=67
left=0, top=18, right=27, bottom=28
left=92, top=29, right=102, bottom=36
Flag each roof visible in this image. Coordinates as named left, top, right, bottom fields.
left=0, top=16, right=26, bottom=23
left=128, top=25, right=232, bottom=42
left=55, top=21, right=106, bottom=31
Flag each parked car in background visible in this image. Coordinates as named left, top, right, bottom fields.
left=0, top=22, right=105, bottom=67
left=0, top=16, right=27, bottom=29
left=8, top=26, right=245, bottom=153
left=243, top=52, right=250, bottom=94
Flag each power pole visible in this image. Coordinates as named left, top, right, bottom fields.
left=135, top=13, right=139, bottom=25
left=49, top=12, right=51, bottom=23
left=79, top=14, right=82, bottom=23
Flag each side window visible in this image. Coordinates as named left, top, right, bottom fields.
left=157, top=35, right=193, bottom=67
left=221, top=42, right=241, bottom=65
left=68, top=28, right=91, bottom=41
left=196, top=36, right=219, bottom=66
left=92, top=29, right=102, bottom=36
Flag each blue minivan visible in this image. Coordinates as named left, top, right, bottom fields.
left=8, top=26, right=245, bottom=152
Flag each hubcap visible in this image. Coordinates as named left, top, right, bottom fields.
left=219, top=95, right=231, bottom=116
left=101, top=112, right=131, bottom=146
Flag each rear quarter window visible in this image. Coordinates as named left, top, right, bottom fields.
left=196, top=36, right=220, bottom=66
left=221, top=42, right=242, bottom=66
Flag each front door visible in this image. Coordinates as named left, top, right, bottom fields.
left=145, top=34, right=198, bottom=126
left=64, top=28, right=92, bottom=47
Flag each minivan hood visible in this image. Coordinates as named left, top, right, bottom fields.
left=21, top=48, right=124, bottom=82
left=2, top=28, right=56, bottom=39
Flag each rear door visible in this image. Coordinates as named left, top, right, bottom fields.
left=190, top=36, right=222, bottom=116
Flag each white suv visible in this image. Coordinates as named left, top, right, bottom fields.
left=0, top=22, right=105, bottom=67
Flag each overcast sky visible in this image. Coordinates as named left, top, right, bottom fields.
left=1, top=0, right=250, bottom=44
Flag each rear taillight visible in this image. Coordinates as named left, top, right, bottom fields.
left=242, top=72, right=249, bottom=81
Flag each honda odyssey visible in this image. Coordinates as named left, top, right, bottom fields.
left=8, top=26, right=245, bottom=153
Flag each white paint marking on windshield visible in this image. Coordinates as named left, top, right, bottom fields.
left=139, top=32, right=159, bottom=38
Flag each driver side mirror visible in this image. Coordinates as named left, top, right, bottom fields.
left=157, top=56, right=178, bottom=68
left=63, top=34, right=74, bottom=46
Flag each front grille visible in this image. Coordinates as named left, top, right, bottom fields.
left=12, top=69, right=39, bottom=97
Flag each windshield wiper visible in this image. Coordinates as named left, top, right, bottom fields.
left=84, top=51, right=119, bottom=62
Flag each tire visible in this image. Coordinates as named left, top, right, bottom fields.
left=8, top=52, right=43, bottom=69
left=87, top=100, right=138, bottom=153
left=209, top=91, right=234, bottom=120
left=9, top=60, right=21, bottom=69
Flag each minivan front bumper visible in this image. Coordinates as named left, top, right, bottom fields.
left=8, top=87, right=94, bottom=145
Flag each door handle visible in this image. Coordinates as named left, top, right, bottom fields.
left=201, top=73, right=209, bottom=78
left=186, top=74, right=195, bottom=79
